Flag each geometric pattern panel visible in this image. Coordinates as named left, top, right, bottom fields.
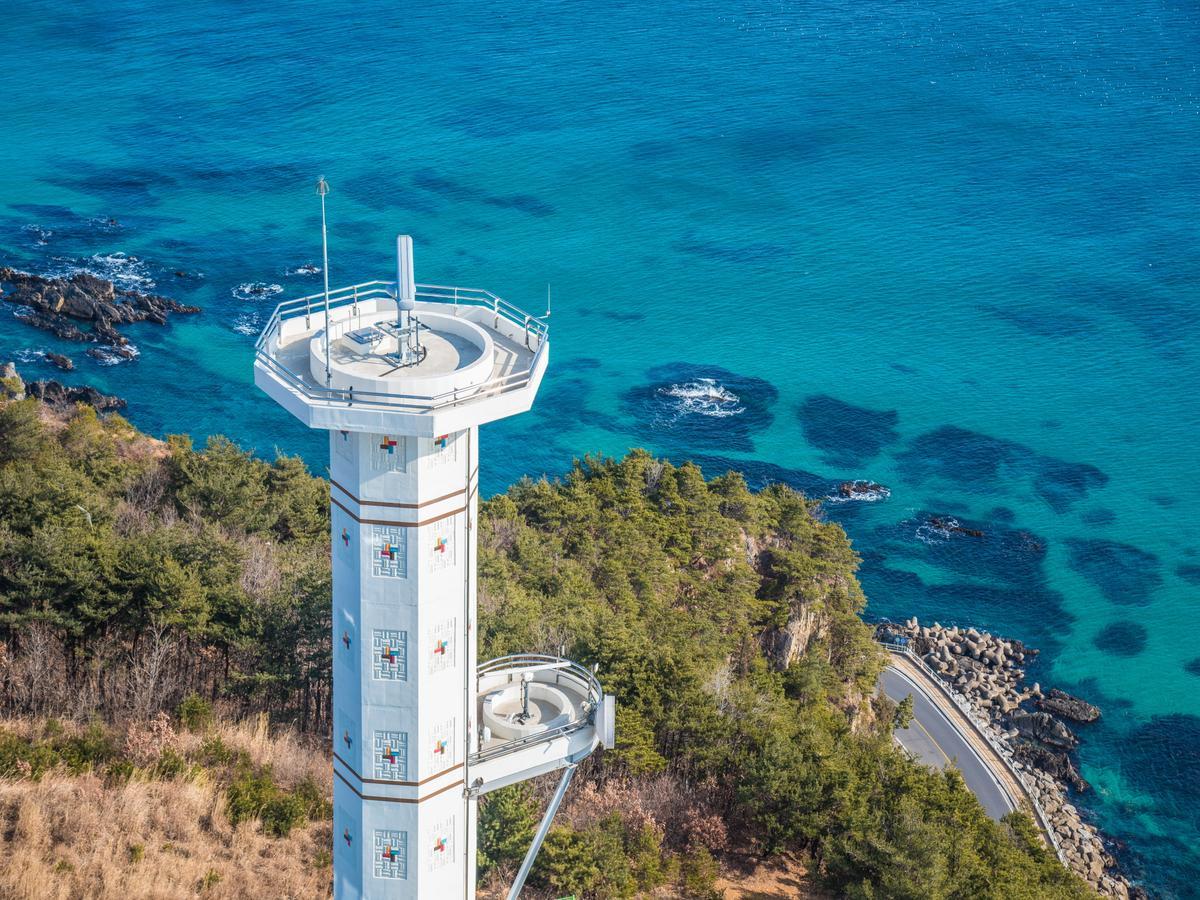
left=372, top=629, right=408, bottom=681
left=372, top=525, right=408, bottom=578
left=429, top=816, right=455, bottom=869
left=373, top=730, right=409, bottom=781
left=429, top=718, right=455, bottom=774
left=373, top=829, right=408, bottom=880
left=427, top=517, right=456, bottom=572
left=430, top=432, right=458, bottom=466
left=428, top=619, right=456, bottom=675
left=371, top=434, right=408, bottom=473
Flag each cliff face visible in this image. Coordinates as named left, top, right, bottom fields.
left=760, top=598, right=829, bottom=669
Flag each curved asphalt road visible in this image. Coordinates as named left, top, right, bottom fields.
left=879, top=666, right=1015, bottom=821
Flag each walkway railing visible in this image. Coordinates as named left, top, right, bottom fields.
left=254, top=281, right=549, bottom=414
left=471, top=654, right=602, bottom=766
left=879, top=642, right=1065, bottom=863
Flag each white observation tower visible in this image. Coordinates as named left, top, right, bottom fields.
left=254, top=214, right=614, bottom=899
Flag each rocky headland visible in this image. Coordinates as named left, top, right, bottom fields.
left=0, top=267, right=199, bottom=359
left=881, top=618, right=1143, bottom=899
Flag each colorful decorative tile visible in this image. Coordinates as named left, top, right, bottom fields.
left=428, top=620, right=455, bottom=674
left=373, top=829, right=408, bottom=879
left=373, top=730, right=409, bottom=780
left=371, top=434, right=407, bottom=473
left=429, top=719, right=455, bottom=774
left=429, top=817, right=455, bottom=869
left=341, top=527, right=351, bottom=547
left=371, top=525, right=407, bottom=578
left=427, top=517, right=456, bottom=571
left=430, top=431, right=457, bottom=466
left=372, top=629, right=408, bottom=681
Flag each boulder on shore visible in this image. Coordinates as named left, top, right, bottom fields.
left=1012, top=739, right=1089, bottom=792
left=1037, top=688, right=1101, bottom=724
left=1008, top=711, right=1079, bottom=750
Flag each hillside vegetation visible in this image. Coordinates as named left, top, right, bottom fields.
left=0, top=396, right=1093, bottom=899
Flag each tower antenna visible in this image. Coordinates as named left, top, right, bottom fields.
left=316, top=177, right=332, bottom=385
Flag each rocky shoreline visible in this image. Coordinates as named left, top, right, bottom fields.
left=0, top=266, right=199, bottom=358
left=879, top=619, right=1143, bottom=899
left=1, top=362, right=126, bottom=412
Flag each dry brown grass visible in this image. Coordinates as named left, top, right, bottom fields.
left=0, top=717, right=332, bottom=900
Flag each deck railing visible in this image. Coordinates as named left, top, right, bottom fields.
left=471, top=654, right=601, bottom=765
left=253, top=280, right=549, bottom=413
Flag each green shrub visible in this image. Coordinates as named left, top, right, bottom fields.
left=293, top=775, right=332, bottom=820
left=151, top=748, right=188, bottom=780
left=226, top=764, right=278, bottom=826
left=0, top=732, right=58, bottom=780
left=128, top=843, right=145, bottom=863
left=261, top=793, right=308, bottom=838
left=198, top=869, right=222, bottom=891
left=105, top=759, right=135, bottom=784
left=196, top=736, right=235, bottom=768
left=178, top=694, right=214, bottom=733
left=52, top=722, right=118, bottom=774
left=679, top=845, right=721, bottom=899
left=478, top=784, right=538, bottom=875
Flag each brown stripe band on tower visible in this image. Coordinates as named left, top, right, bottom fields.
left=332, top=752, right=463, bottom=788
left=334, top=768, right=464, bottom=804
left=331, top=496, right=465, bottom=528
left=330, top=478, right=466, bottom=510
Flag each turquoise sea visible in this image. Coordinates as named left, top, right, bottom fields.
left=1, top=1, right=1197, bottom=894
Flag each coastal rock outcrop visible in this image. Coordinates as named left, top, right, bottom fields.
left=25, top=379, right=126, bottom=412
left=1, top=361, right=125, bottom=412
left=45, top=352, right=74, bottom=371
left=0, top=267, right=200, bottom=351
left=1037, top=688, right=1102, bottom=723
left=1009, top=711, right=1079, bottom=750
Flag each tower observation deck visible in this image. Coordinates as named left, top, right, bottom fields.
left=254, top=235, right=614, bottom=899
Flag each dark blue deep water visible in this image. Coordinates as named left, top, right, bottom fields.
left=1, top=2, right=1197, bottom=894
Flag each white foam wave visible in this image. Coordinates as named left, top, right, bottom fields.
left=286, top=264, right=321, bottom=276
left=231, top=313, right=262, bottom=336
left=47, top=252, right=157, bottom=291
left=87, top=216, right=123, bottom=232
left=22, top=224, right=52, bottom=245
left=14, top=348, right=46, bottom=363
left=915, top=516, right=958, bottom=545
left=657, top=378, right=744, bottom=418
left=89, top=344, right=139, bottom=366
left=827, top=484, right=892, bottom=504
left=233, top=282, right=283, bottom=301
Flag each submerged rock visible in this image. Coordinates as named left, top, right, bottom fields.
left=45, top=352, right=74, bottom=371
left=929, top=515, right=984, bottom=538
left=1037, top=688, right=1101, bottom=724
